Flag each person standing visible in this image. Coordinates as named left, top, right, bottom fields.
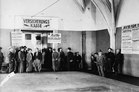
left=67, top=47, right=74, bottom=71
left=91, top=53, right=98, bottom=74
left=52, top=49, right=60, bottom=72
left=33, top=48, right=42, bottom=72
left=18, top=46, right=26, bottom=73
left=114, top=49, right=124, bottom=75
left=74, top=52, right=81, bottom=71
left=94, top=50, right=105, bottom=77
left=105, top=48, right=115, bottom=74
left=58, top=48, right=65, bottom=71
left=45, top=47, right=52, bottom=71
left=8, top=47, right=16, bottom=73
left=23, top=46, right=28, bottom=72
left=0, top=47, right=4, bottom=71
left=41, top=48, right=46, bottom=69
left=26, top=48, right=33, bottom=73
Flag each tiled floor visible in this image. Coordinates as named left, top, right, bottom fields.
left=0, top=72, right=139, bottom=92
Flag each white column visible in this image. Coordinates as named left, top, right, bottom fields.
left=109, top=0, right=116, bottom=51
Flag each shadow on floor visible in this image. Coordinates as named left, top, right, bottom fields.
left=83, top=70, right=139, bottom=86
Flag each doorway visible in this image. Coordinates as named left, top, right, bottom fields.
left=22, top=31, right=53, bottom=52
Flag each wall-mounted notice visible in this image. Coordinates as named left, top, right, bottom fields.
left=11, top=31, right=23, bottom=46
left=121, top=24, right=139, bottom=54
left=48, top=33, right=61, bottom=43
left=22, top=17, right=59, bottom=30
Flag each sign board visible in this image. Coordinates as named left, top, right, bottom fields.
left=11, top=31, right=23, bottom=46
left=48, top=33, right=61, bottom=43
left=22, top=17, right=59, bottom=30
left=121, top=24, right=139, bottom=54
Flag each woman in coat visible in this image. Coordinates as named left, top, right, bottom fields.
left=33, top=48, right=42, bottom=72
left=26, top=48, right=33, bottom=73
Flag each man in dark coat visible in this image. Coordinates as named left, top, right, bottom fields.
left=58, top=48, right=65, bottom=71
left=18, top=46, right=26, bottom=73
left=105, top=48, right=115, bottom=74
left=67, top=47, right=74, bottom=71
left=52, top=49, right=60, bottom=71
left=74, top=52, right=81, bottom=71
left=45, top=47, right=52, bottom=71
left=114, top=49, right=124, bottom=75
left=0, top=47, right=4, bottom=71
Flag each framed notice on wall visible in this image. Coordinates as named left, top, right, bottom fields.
left=11, top=31, right=23, bottom=46
left=48, top=33, right=61, bottom=43
left=121, top=24, right=139, bottom=54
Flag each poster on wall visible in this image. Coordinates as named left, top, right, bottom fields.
left=21, top=17, right=59, bottom=30
left=48, top=33, right=61, bottom=43
left=121, top=24, right=139, bottom=54
left=11, top=31, right=23, bottom=46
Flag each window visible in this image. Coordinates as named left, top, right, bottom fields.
left=25, top=34, right=31, bottom=40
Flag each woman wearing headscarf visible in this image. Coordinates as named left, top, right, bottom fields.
left=26, top=48, right=33, bottom=73
left=8, top=47, right=16, bottom=73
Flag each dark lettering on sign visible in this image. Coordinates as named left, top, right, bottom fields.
left=123, top=23, right=139, bottom=29
left=23, top=19, right=50, bottom=24
left=23, top=18, right=50, bottom=28
left=123, top=30, right=131, bottom=33
left=30, top=24, right=42, bottom=28
left=50, top=34, right=60, bottom=38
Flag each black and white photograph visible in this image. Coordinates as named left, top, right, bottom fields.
left=0, top=0, right=139, bottom=92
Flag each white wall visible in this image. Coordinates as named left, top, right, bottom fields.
left=117, top=0, right=139, bottom=27
left=58, top=31, right=82, bottom=54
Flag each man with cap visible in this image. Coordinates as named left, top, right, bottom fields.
left=0, top=47, right=4, bottom=71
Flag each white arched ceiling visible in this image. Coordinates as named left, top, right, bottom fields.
left=0, top=0, right=109, bottom=31
left=1, top=0, right=136, bottom=30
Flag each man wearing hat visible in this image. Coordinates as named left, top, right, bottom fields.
left=0, top=47, right=4, bottom=71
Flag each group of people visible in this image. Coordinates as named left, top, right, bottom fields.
left=0, top=46, right=82, bottom=73
left=0, top=46, right=124, bottom=76
left=91, top=48, right=124, bottom=77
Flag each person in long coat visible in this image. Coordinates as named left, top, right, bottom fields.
left=45, top=47, right=52, bottom=71
left=8, top=47, right=16, bottom=73
left=74, top=52, right=81, bottom=71
left=33, top=48, right=42, bottom=72
left=105, top=48, right=115, bottom=73
left=26, top=48, right=33, bottom=73
left=114, top=49, right=124, bottom=74
left=94, top=50, right=105, bottom=77
left=91, top=53, right=98, bottom=74
left=67, top=47, right=74, bottom=71
left=52, top=49, right=60, bottom=72
left=0, top=47, right=4, bottom=71
left=18, top=46, right=25, bottom=73
left=58, top=48, right=65, bottom=71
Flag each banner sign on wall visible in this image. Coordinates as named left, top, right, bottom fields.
left=11, top=31, right=23, bottom=46
left=21, top=17, right=59, bottom=30
left=121, top=24, right=139, bottom=54
left=48, top=33, right=61, bottom=43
